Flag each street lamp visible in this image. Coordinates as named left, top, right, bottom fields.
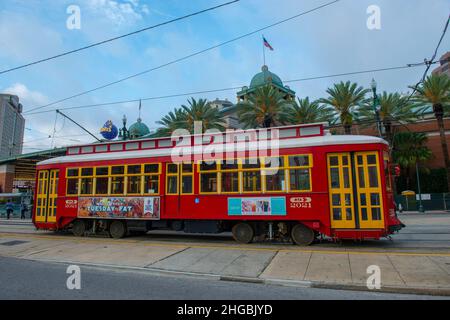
left=370, top=78, right=382, bottom=137
left=119, top=114, right=129, bottom=140
left=416, top=161, right=425, bottom=213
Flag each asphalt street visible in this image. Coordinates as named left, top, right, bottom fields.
left=0, top=255, right=446, bottom=300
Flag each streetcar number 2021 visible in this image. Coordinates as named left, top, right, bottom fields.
left=290, top=197, right=312, bottom=208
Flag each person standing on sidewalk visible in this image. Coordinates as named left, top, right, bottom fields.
left=20, top=202, right=28, bottom=219
left=5, top=199, right=14, bottom=220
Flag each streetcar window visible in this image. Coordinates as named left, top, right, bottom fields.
left=181, top=163, right=194, bottom=194
left=288, top=155, right=309, bottom=167
left=263, top=156, right=285, bottom=169
left=111, top=176, right=125, bottom=194
left=144, top=164, right=160, bottom=173
left=200, top=173, right=218, bottom=193
left=221, top=159, right=239, bottom=171
left=289, top=169, right=310, bottom=191
left=111, top=166, right=125, bottom=175
left=95, top=177, right=108, bottom=195
left=182, top=163, right=193, bottom=174
left=221, top=171, right=239, bottom=193
left=242, top=158, right=261, bottom=170
left=127, top=176, right=141, bottom=194
left=166, top=163, right=179, bottom=195
left=81, top=167, right=93, bottom=176
left=67, top=168, right=78, bottom=177
left=127, top=165, right=141, bottom=174
left=368, top=167, right=379, bottom=188
left=358, top=167, right=366, bottom=188
left=144, top=176, right=159, bottom=194
left=287, top=154, right=312, bottom=192
left=96, top=167, right=109, bottom=176
left=144, top=163, right=161, bottom=195
left=265, top=169, right=286, bottom=192
left=80, top=177, right=93, bottom=195
left=220, top=159, right=239, bottom=193
left=383, top=153, right=392, bottom=191
left=67, top=179, right=79, bottom=195
left=242, top=171, right=261, bottom=192
left=182, top=176, right=193, bottom=194
left=199, top=161, right=218, bottom=171
left=167, top=163, right=178, bottom=174
left=167, top=176, right=178, bottom=194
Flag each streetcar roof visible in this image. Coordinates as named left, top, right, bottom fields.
left=37, top=135, right=388, bottom=166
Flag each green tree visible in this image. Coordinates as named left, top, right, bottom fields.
left=287, top=97, right=335, bottom=125
left=414, top=73, right=450, bottom=193
left=319, top=81, right=370, bottom=134
left=392, top=132, right=432, bottom=190
left=358, top=92, right=418, bottom=144
left=155, top=107, right=186, bottom=137
left=237, top=85, right=292, bottom=128
left=156, top=98, right=226, bottom=136
left=181, top=98, right=226, bottom=133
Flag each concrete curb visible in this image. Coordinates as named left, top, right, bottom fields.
left=311, top=282, right=450, bottom=297
left=21, top=256, right=450, bottom=297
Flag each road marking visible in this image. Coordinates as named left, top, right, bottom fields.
left=1, top=232, right=450, bottom=257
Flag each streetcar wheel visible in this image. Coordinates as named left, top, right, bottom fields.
left=291, top=223, right=314, bottom=246
left=232, top=223, right=254, bottom=244
left=109, top=221, right=127, bottom=239
left=72, top=220, right=86, bottom=237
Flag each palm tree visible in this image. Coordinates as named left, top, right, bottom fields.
left=392, top=132, right=432, bottom=190
left=358, top=92, right=418, bottom=144
left=155, top=107, right=186, bottom=137
left=414, top=74, right=450, bottom=192
left=237, top=85, right=292, bottom=128
left=320, top=81, right=370, bottom=134
left=181, top=98, right=226, bottom=133
left=287, top=97, right=335, bottom=125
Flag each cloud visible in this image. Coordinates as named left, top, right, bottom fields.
left=86, top=0, right=150, bottom=26
left=2, top=83, right=49, bottom=108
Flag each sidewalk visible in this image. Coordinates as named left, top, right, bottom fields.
left=0, top=233, right=449, bottom=296
left=399, top=210, right=450, bottom=215
left=0, top=218, right=32, bottom=224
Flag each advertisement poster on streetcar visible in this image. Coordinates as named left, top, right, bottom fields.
left=228, top=197, right=286, bottom=216
left=77, top=197, right=160, bottom=220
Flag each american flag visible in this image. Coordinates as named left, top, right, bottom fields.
left=263, top=37, right=274, bottom=51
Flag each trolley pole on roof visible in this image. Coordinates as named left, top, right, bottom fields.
left=56, top=109, right=102, bottom=142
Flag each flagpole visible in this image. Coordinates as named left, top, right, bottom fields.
left=262, top=35, right=266, bottom=66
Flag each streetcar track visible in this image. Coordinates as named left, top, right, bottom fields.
left=1, top=231, right=450, bottom=257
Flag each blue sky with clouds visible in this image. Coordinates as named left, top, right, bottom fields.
left=0, top=0, right=448, bottom=152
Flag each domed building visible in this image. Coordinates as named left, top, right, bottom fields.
left=236, top=65, right=296, bottom=102
left=128, top=118, right=150, bottom=139
left=209, top=65, right=296, bottom=129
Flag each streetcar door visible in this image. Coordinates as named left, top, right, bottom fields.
left=354, top=152, right=385, bottom=229
left=35, top=169, right=59, bottom=223
left=327, top=153, right=356, bottom=229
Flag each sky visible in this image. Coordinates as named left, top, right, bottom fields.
left=0, top=0, right=449, bottom=153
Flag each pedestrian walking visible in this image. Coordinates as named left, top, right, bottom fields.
left=20, top=202, right=28, bottom=219
left=5, top=199, right=14, bottom=220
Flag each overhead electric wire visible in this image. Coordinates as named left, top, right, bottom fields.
left=0, top=0, right=240, bottom=75
left=25, top=61, right=429, bottom=116
left=24, top=0, right=341, bottom=115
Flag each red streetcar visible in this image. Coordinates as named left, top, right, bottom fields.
left=33, top=123, right=404, bottom=245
